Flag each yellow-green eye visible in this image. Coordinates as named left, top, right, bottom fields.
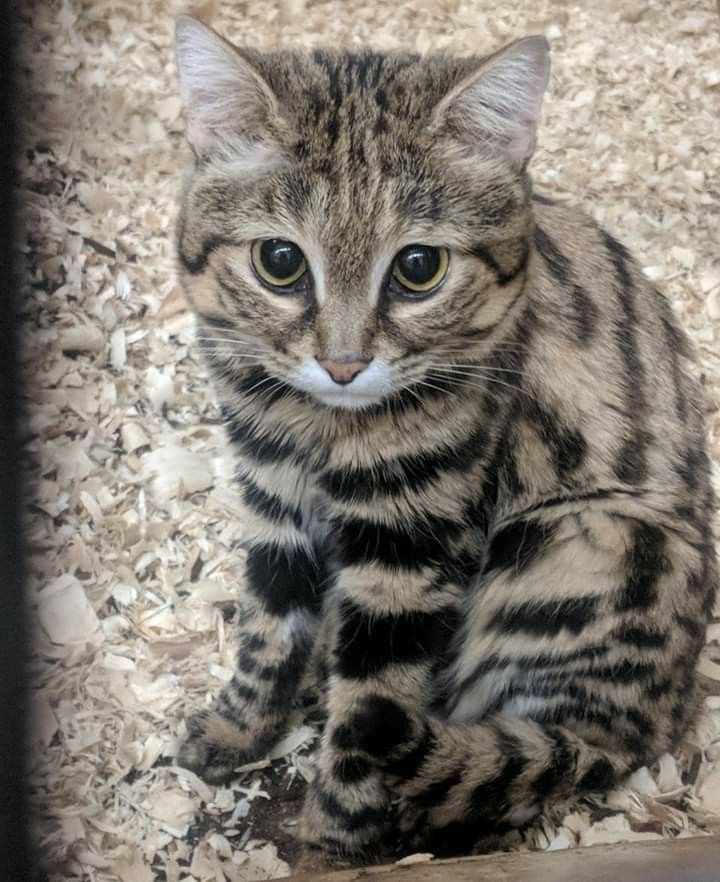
left=251, top=239, right=307, bottom=288
left=391, top=245, right=449, bottom=294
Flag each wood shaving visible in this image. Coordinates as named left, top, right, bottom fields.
left=20, top=0, right=719, bottom=879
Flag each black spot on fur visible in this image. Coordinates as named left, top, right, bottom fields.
left=469, top=731, right=527, bottom=816
left=488, top=595, right=600, bottom=638
left=229, top=679, right=258, bottom=703
left=332, top=697, right=413, bottom=758
left=578, top=757, right=616, bottom=793
left=316, top=788, right=385, bottom=832
left=243, top=634, right=266, bottom=652
left=245, top=542, right=327, bottom=616
left=533, top=728, right=578, bottom=799
left=615, top=522, right=668, bottom=612
left=613, top=624, right=667, bottom=649
left=385, top=730, right=437, bottom=779
left=335, top=600, right=456, bottom=678
left=335, top=513, right=461, bottom=570
left=485, top=517, right=557, bottom=575
left=524, top=401, right=588, bottom=476
left=332, top=755, right=373, bottom=784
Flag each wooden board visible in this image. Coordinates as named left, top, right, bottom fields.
left=290, top=837, right=720, bottom=882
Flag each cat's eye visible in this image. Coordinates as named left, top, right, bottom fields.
left=391, top=245, right=449, bottom=295
left=251, top=239, right=307, bottom=289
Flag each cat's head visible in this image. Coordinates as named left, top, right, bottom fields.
left=174, top=18, right=549, bottom=410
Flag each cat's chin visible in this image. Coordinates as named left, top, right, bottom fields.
left=312, top=390, right=386, bottom=411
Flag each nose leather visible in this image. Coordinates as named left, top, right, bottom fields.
left=317, top=357, right=371, bottom=385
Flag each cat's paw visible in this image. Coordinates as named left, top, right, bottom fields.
left=176, top=709, right=264, bottom=784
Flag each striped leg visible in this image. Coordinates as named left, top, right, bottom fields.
left=381, top=511, right=710, bottom=854
left=179, top=471, right=331, bottom=783
left=298, top=569, right=462, bottom=856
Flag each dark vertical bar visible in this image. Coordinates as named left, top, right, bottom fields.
left=0, top=1, right=30, bottom=881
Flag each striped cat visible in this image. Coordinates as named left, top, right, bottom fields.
left=172, top=17, right=718, bottom=859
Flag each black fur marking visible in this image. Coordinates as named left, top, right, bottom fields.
left=316, top=788, right=386, bottom=832
left=335, top=514, right=461, bottom=570
left=245, top=542, right=327, bottom=617
left=533, top=225, right=571, bottom=285
left=332, top=697, right=413, bottom=758
left=524, top=401, right=588, bottom=476
left=385, top=730, right=437, bottom=780
left=411, top=769, right=464, bottom=808
left=469, top=731, right=527, bottom=816
left=335, top=600, right=455, bottom=678
left=675, top=614, right=704, bottom=641
left=540, top=659, right=656, bottom=685
left=578, top=757, right=616, bottom=793
left=178, top=234, right=236, bottom=275
left=615, top=522, right=668, bottom=612
left=222, top=405, right=299, bottom=465
left=451, top=644, right=612, bottom=709
left=488, top=595, right=600, bottom=638
left=660, top=315, right=689, bottom=423
left=568, top=284, right=599, bottom=344
left=601, top=228, right=652, bottom=484
left=470, top=242, right=530, bottom=287
left=319, top=427, right=487, bottom=502
left=533, top=227, right=598, bottom=344
left=241, top=477, right=304, bottom=530
left=533, top=728, right=577, bottom=799
left=485, top=517, right=557, bottom=575
left=332, top=755, right=373, bottom=784
left=243, top=634, right=267, bottom=652
left=613, top=624, right=667, bottom=649
left=614, top=430, right=653, bottom=485
left=532, top=192, right=557, bottom=205
left=229, top=679, right=258, bottom=704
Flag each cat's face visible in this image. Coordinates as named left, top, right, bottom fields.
left=175, top=20, right=549, bottom=410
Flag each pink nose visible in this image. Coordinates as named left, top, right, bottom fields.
left=317, top=358, right=371, bottom=385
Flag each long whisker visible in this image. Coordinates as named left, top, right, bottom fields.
left=428, top=369, right=539, bottom=401
left=423, top=363, right=525, bottom=377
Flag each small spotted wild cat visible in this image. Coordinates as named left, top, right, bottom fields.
left=172, top=16, right=717, bottom=859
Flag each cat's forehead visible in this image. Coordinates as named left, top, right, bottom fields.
left=250, top=48, right=478, bottom=161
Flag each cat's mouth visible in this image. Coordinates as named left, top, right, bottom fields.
left=290, top=358, right=395, bottom=411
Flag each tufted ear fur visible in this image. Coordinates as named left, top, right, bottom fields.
left=432, top=36, right=550, bottom=168
left=175, top=16, right=282, bottom=158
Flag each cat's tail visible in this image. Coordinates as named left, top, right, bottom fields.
left=378, top=710, right=637, bottom=854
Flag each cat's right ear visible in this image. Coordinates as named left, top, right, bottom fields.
left=431, top=36, right=550, bottom=169
left=175, top=16, right=280, bottom=157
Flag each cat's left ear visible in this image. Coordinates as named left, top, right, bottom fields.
left=432, top=36, right=550, bottom=168
left=174, top=16, right=282, bottom=157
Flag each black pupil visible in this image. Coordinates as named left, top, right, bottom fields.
left=397, top=245, right=439, bottom=286
left=261, top=239, right=303, bottom=280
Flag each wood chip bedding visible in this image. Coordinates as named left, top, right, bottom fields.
left=20, top=0, right=720, bottom=879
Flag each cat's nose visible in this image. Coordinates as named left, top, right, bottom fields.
left=317, top=357, right=372, bottom=385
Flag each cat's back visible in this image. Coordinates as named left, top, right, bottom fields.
left=520, top=196, right=711, bottom=515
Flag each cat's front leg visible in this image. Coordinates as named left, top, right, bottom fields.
left=299, top=563, right=460, bottom=856
left=179, top=467, right=331, bottom=783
